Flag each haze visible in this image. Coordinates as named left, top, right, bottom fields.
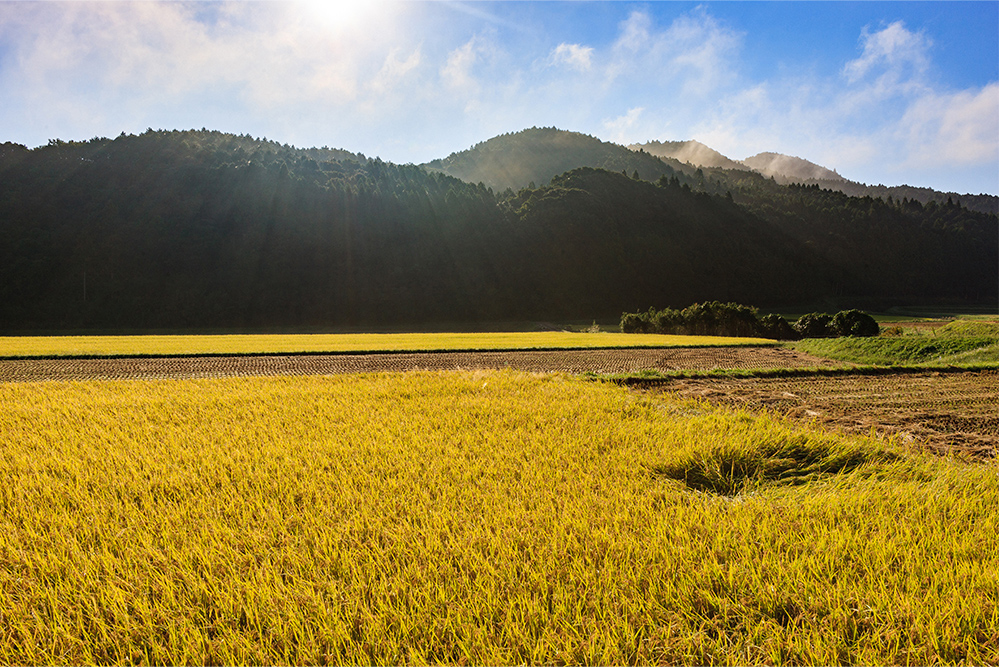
left=1, top=1, right=996, bottom=194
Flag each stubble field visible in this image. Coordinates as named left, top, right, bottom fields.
left=0, top=345, right=835, bottom=383
left=1, top=339, right=996, bottom=664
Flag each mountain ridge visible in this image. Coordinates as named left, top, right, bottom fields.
left=629, top=138, right=996, bottom=214
left=0, top=128, right=995, bottom=330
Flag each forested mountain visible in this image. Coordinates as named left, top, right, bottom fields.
left=0, top=128, right=995, bottom=331
left=626, top=140, right=749, bottom=172
left=741, top=152, right=845, bottom=182
left=792, top=180, right=999, bottom=215
left=423, top=127, right=696, bottom=193
left=630, top=137, right=997, bottom=214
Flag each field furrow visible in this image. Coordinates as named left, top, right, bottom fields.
left=0, top=346, right=837, bottom=383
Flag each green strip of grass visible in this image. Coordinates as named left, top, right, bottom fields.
left=791, top=336, right=999, bottom=366
left=593, top=361, right=999, bottom=385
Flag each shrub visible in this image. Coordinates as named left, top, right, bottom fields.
left=794, top=313, right=836, bottom=338
left=759, top=313, right=800, bottom=341
left=832, top=309, right=880, bottom=337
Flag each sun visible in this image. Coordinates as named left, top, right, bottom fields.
left=302, top=0, right=387, bottom=31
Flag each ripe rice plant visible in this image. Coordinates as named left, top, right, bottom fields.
left=0, top=331, right=773, bottom=358
left=0, top=371, right=996, bottom=664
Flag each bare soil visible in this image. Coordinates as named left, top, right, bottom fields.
left=648, top=370, right=999, bottom=459
left=0, top=346, right=834, bottom=383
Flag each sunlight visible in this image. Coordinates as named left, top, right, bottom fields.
left=302, top=0, right=387, bottom=31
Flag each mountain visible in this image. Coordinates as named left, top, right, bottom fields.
left=629, top=139, right=997, bottom=214
left=774, top=178, right=999, bottom=215
left=629, top=140, right=750, bottom=172
left=741, top=152, right=845, bottom=183
left=0, top=128, right=995, bottom=331
left=423, top=127, right=696, bottom=193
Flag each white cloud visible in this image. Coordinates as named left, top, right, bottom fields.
left=660, top=9, right=742, bottom=96
left=441, top=37, right=482, bottom=92
left=550, top=43, right=593, bottom=72
left=370, top=47, right=423, bottom=95
left=843, top=21, right=931, bottom=84
left=607, top=9, right=741, bottom=97
left=602, top=107, right=645, bottom=144
left=899, top=83, right=999, bottom=167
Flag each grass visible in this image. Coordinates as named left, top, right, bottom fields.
left=1, top=371, right=996, bottom=664
left=0, top=331, right=774, bottom=359
left=791, top=319, right=999, bottom=366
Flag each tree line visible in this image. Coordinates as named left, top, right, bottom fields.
left=620, top=302, right=880, bottom=340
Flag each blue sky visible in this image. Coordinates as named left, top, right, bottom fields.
left=1, top=1, right=997, bottom=194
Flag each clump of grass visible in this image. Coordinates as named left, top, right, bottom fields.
left=649, top=414, right=898, bottom=495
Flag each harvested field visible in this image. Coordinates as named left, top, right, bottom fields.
left=650, top=370, right=999, bottom=459
left=0, top=346, right=836, bottom=383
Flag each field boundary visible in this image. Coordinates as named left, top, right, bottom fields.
left=604, top=361, right=999, bottom=386
left=0, top=346, right=824, bottom=383
left=0, top=342, right=781, bottom=362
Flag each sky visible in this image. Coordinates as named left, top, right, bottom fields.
left=1, top=1, right=997, bottom=195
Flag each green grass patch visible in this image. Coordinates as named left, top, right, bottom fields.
left=0, top=332, right=775, bottom=359
left=791, top=335, right=999, bottom=366
left=937, top=319, right=999, bottom=337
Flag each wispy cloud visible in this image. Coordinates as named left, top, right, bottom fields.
left=608, top=8, right=742, bottom=96
left=550, top=43, right=593, bottom=72
left=602, top=107, right=645, bottom=144
left=843, top=21, right=931, bottom=84
left=899, top=82, right=999, bottom=167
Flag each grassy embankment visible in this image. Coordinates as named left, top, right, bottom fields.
left=0, top=332, right=772, bottom=359
left=2, top=371, right=996, bottom=664
left=791, top=319, right=999, bottom=366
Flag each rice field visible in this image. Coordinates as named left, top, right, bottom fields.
left=0, top=332, right=773, bottom=359
left=1, top=371, right=996, bottom=664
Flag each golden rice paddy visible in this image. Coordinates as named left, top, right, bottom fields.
left=0, top=332, right=772, bottom=358
left=1, top=371, right=995, bottom=664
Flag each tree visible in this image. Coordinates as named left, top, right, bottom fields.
left=832, top=309, right=880, bottom=337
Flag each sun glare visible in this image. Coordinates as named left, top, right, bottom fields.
left=303, top=0, right=386, bottom=30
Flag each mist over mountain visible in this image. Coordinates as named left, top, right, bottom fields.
left=629, top=140, right=750, bottom=172
left=741, top=152, right=845, bottom=183
left=630, top=138, right=997, bottom=215
left=0, top=128, right=995, bottom=331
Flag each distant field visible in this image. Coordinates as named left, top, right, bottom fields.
left=1, top=371, right=995, bottom=664
left=0, top=332, right=774, bottom=358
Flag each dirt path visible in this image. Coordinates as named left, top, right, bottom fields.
left=648, top=370, right=999, bottom=459
left=0, top=346, right=836, bottom=383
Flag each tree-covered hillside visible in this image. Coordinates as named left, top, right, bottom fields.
left=0, top=129, right=995, bottom=331
left=0, top=130, right=518, bottom=329
left=423, top=127, right=696, bottom=193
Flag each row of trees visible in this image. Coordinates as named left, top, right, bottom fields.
left=620, top=302, right=880, bottom=340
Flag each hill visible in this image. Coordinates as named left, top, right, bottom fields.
left=741, top=152, right=845, bottom=182
left=628, top=140, right=749, bottom=171
left=629, top=138, right=997, bottom=214
left=423, top=127, right=696, bottom=193
left=0, top=129, right=995, bottom=331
